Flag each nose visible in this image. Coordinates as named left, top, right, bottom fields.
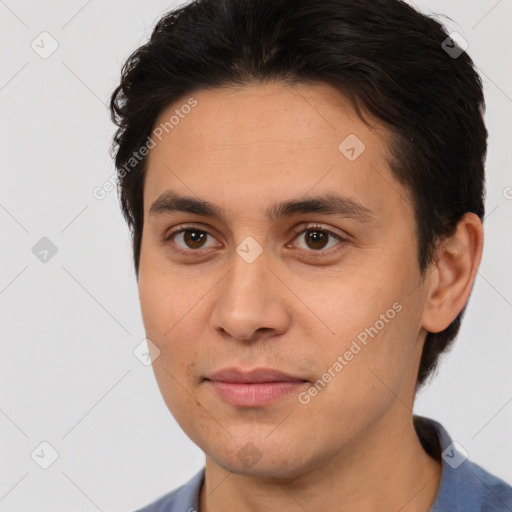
left=210, top=247, right=291, bottom=343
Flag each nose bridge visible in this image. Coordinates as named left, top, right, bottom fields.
left=224, top=241, right=271, bottom=310
left=211, top=239, right=289, bottom=340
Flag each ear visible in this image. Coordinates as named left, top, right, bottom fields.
left=421, top=212, right=484, bottom=333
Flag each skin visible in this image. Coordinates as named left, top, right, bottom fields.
left=138, top=81, right=483, bottom=512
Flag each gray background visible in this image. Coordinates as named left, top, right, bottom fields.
left=1, top=0, right=511, bottom=510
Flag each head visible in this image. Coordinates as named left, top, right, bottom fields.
left=110, top=0, right=486, bottom=477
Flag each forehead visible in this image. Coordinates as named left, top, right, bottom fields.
left=143, top=82, right=410, bottom=221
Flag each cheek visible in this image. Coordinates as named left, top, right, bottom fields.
left=310, top=276, right=394, bottom=347
left=138, top=267, right=209, bottom=375
left=139, top=273, right=205, bottom=424
left=302, top=304, right=421, bottom=439
left=308, top=264, right=421, bottom=384
left=138, top=276, right=167, bottom=343
left=138, top=256, right=191, bottom=339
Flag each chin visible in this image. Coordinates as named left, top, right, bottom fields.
left=202, top=434, right=315, bottom=480
left=214, top=454, right=309, bottom=480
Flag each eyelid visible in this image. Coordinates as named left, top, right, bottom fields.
left=290, top=222, right=349, bottom=241
left=163, top=223, right=216, bottom=241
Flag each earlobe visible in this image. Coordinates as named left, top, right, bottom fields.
left=421, top=213, right=484, bottom=334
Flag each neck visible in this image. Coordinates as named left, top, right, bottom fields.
left=199, top=409, right=442, bottom=512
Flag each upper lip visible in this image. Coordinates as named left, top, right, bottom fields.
left=206, top=367, right=307, bottom=383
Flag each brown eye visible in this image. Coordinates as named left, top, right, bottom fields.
left=165, top=227, right=219, bottom=252
left=291, top=224, right=347, bottom=254
left=182, top=229, right=208, bottom=249
left=303, top=230, right=330, bottom=250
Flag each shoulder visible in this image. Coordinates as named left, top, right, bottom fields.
left=415, top=416, right=512, bottom=512
left=434, top=455, right=512, bottom=511
left=459, top=457, right=512, bottom=511
left=132, top=468, right=205, bottom=512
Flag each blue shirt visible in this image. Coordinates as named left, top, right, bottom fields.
left=134, top=416, right=512, bottom=511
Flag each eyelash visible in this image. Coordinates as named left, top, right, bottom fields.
left=162, top=223, right=348, bottom=258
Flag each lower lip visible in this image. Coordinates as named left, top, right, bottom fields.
left=207, top=380, right=307, bottom=407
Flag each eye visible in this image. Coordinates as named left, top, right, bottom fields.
left=163, top=225, right=220, bottom=252
left=290, top=224, right=347, bottom=254
left=162, top=223, right=348, bottom=257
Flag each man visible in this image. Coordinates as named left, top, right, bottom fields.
left=109, top=0, right=512, bottom=510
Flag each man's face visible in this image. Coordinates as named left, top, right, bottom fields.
left=138, top=82, right=430, bottom=477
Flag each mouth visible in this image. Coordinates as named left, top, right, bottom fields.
left=204, top=367, right=309, bottom=407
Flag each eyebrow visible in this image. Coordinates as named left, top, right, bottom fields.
left=149, top=190, right=376, bottom=224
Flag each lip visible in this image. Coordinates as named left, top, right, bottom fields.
left=205, top=367, right=308, bottom=407
left=206, top=367, right=307, bottom=383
